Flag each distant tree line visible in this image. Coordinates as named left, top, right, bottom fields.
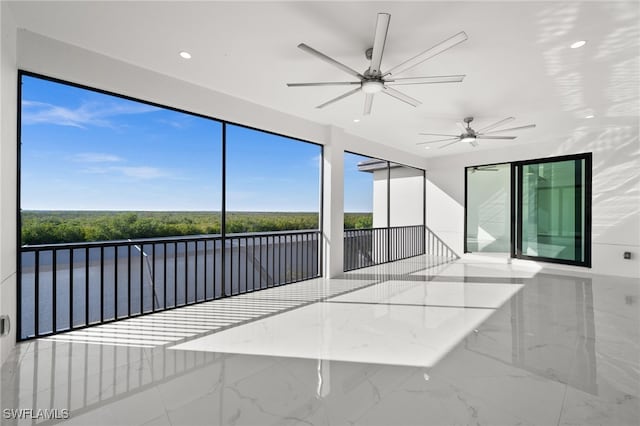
left=21, top=211, right=373, bottom=245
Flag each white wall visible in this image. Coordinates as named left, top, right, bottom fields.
left=372, top=170, right=387, bottom=228
left=0, top=1, right=18, bottom=366
left=389, top=166, right=424, bottom=227
left=371, top=166, right=425, bottom=228
left=425, top=133, right=640, bottom=278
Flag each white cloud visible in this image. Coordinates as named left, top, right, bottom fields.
left=112, top=166, right=169, bottom=180
left=72, top=153, right=124, bottom=163
left=21, top=99, right=159, bottom=128
left=310, top=154, right=322, bottom=168
left=80, top=164, right=170, bottom=180
left=158, top=117, right=193, bottom=129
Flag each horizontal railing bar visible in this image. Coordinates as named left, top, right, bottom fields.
left=21, top=229, right=321, bottom=251
left=344, top=225, right=422, bottom=233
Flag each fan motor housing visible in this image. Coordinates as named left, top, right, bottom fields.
left=365, top=47, right=374, bottom=60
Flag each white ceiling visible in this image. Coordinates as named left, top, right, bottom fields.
left=8, top=1, right=640, bottom=157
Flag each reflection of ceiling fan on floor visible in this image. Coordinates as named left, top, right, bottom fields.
left=287, top=13, right=468, bottom=114
left=417, top=116, right=536, bottom=149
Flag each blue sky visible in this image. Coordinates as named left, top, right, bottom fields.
left=21, top=75, right=372, bottom=212
left=344, top=152, right=374, bottom=213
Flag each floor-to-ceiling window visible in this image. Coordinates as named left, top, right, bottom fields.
left=225, top=124, right=322, bottom=295
left=18, top=72, right=322, bottom=340
left=20, top=73, right=223, bottom=338
left=343, top=153, right=380, bottom=269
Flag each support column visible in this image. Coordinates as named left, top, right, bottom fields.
left=0, top=2, right=18, bottom=364
left=322, top=126, right=344, bottom=278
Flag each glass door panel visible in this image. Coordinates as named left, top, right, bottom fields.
left=516, top=155, right=590, bottom=266
left=465, top=163, right=511, bottom=253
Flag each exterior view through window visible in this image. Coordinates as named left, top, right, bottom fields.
left=224, top=124, right=321, bottom=295
left=343, top=152, right=375, bottom=230
left=343, top=152, right=426, bottom=271
left=18, top=73, right=322, bottom=340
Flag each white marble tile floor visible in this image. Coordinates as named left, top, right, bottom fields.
left=1, top=255, right=638, bottom=425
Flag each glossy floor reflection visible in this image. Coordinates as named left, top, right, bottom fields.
left=1, top=255, right=639, bottom=425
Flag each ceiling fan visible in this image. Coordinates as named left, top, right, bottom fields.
left=470, top=165, right=500, bottom=173
left=417, top=116, right=536, bottom=149
left=287, top=13, right=468, bottom=115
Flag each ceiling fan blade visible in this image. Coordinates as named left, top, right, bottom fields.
left=316, top=87, right=362, bottom=109
left=364, top=93, right=374, bottom=115
left=287, top=81, right=361, bottom=87
left=383, top=31, right=468, bottom=77
left=381, top=86, right=421, bottom=107
left=476, top=135, right=517, bottom=140
left=439, top=139, right=461, bottom=149
left=385, top=75, right=465, bottom=85
left=418, top=132, right=459, bottom=137
left=480, top=124, right=537, bottom=135
left=298, top=43, right=364, bottom=79
left=476, top=117, right=515, bottom=133
left=416, top=137, right=459, bottom=145
left=369, top=13, right=391, bottom=75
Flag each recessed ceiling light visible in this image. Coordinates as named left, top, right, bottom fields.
left=585, top=114, right=594, bottom=119
left=179, top=51, right=192, bottom=59
left=424, top=146, right=431, bottom=150
left=570, top=40, right=587, bottom=49
left=353, top=119, right=360, bottom=123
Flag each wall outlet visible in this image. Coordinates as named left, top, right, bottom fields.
left=0, top=315, right=9, bottom=337
left=624, top=251, right=632, bottom=260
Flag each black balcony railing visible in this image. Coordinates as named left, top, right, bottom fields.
left=344, top=225, right=425, bottom=271
left=19, top=230, right=321, bottom=340
left=425, top=226, right=458, bottom=260
left=344, top=225, right=458, bottom=272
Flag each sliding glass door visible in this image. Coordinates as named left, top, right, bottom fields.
left=514, top=154, right=591, bottom=267
left=464, top=153, right=591, bottom=267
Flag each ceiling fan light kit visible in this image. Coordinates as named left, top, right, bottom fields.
left=287, top=13, right=467, bottom=115
left=362, top=80, right=384, bottom=94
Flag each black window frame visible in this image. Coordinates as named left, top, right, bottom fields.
left=512, top=152, right=592, bottom=268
